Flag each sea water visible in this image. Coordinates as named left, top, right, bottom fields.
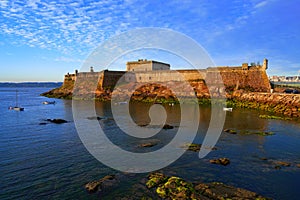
left=0, top=87, right=300, bottom=199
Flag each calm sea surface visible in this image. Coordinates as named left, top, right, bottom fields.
left=1, top=87, right=300, bottom=199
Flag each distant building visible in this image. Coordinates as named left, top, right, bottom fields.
left=126, top=59, right=170, bottom=72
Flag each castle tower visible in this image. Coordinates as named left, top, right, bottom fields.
left=262, top=58, right=268, bottom=70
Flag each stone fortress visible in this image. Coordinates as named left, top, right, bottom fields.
left=43, top=59, right=300, bottom=118
left=64, top=58, right=271, bottom=93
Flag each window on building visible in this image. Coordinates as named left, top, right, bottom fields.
left=149, top=77, right=151, bottom=80
left=139, top=77, right=141, bottom=80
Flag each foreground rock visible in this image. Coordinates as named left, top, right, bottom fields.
left=85, top=175, right=117, bottom=193
left=146, top=172, right=270, bottom=200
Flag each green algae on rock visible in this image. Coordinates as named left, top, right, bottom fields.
left=259, top=114, right=292, bottom=120
left=146, top=173, right=271, bottom=200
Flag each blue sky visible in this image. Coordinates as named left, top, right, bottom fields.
left=0, top=0, right=299, bottom=82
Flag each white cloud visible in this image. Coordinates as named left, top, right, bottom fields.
left=254, top=1, right=268, bottom=9
left=0, top=0, right=8, bottom=8
left=55, top=56, right=83, bottom=63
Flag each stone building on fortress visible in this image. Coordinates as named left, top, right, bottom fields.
left=64, top=58, right=271, bottom=92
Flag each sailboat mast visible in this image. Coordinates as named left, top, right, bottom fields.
left=16, top=89, right=18, bottom=107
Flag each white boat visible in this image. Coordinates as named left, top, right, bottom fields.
left=114, top=101, right=127, bottom=105
left=223, top=107, right=233, bottom=112
left=42, top=101, right=56, bottom=105
left=9, top=90, right=24, bottom=111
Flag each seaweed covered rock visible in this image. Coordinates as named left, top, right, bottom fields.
left=146, top=173, right=271, bottom=200
left=147, top=174, right=195, bottom=199
left=146, top=173, right=168, bottom=189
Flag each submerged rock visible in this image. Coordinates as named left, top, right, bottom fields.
left=240, top=130, right=274, bottom=136
left=224, top=129, right=237, bottom=134
left=182, top=143, right=217, bottom=152
left=252, top=131, right=274, bottom=136
left=46, top=118, right=68, bottom=124
left=209, top=158, right=230, bottom=166
left=162, top=124, right=174, bottom=129
left=85, top=175, right=116, bottom=193
left=87, top=116, right=104, bottom=120
left=259, top=114, right=292, bottom=120
left=274, top=161, right=291, bottom=167
left=186, top=143, right=201, bottom=152
left=139, top=140, right=159, bottom=148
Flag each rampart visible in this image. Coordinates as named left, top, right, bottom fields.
left=43, top=59, right=272, bottom=100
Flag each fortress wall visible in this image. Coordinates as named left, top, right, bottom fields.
left=64, top=74, right=76, bottom=83
left=61, top=66, right=271, bottom=96
left=124, top=70, right=206, bottom=83
left=125, top=70, right=185, bottom=82
left=219, top=69, right=271, bottom=92
left=102, top=70, right=125, bottom=88
left=176, top=70, right=206, bottom=80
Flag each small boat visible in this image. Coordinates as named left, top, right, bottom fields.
left=114, top=101, right=127, bottom=105
left=9, top=106, right=24, bottom=111
left=9, top=90, right=24, bottom=111
left=42, top=101, right=56, bottom=105
left=223, top=107, right=233, bottom=112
